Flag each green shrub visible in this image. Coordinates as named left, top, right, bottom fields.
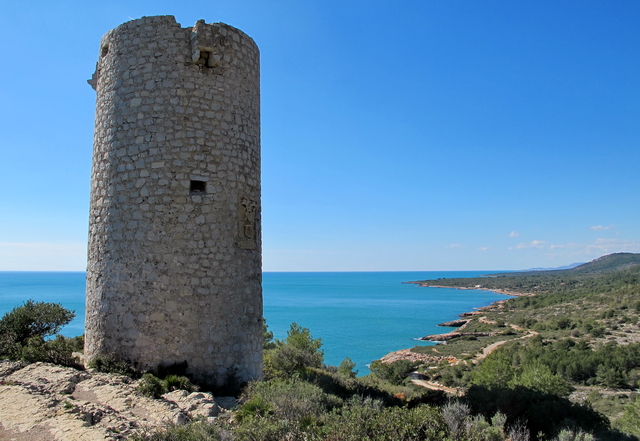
left=338, top=356, right=358, bottom=378
left=233, top=416, right=304, bottom=441
left=0, top=300, right=76, bottom=363
left=64, top=334, right=85, bottom=353
left=513, top=360, right=572, bottom=397
left=19, top=335, right=82, bottom=368
left=240, top=378, right=341, bottom=422
left=470, top=351, right=516, bottom=389
left=89, top=353, right=137, bottom=377
left=263, top=319, right=276, bottom=350
left=164, top=374, right=197, bottom=392
left=369, top=359, right=419, bottom=385
left=263, top=322, right=324, bottom=379
left=137, top=373, right=166, bottom=398
left=235, top=395, right=272, bottom=421
left=321, top=399, right=448, bottom=441
left=591, top=326, right=606, bottom=338
left=130, top=420, right=227, bottom=441
left=614, top=398, right=640, bottom=438
left=0, top=300, right=75, bottom=346
left=553, top=429, right=595, bottom=441
left=136, top=373, right=197, bottom=398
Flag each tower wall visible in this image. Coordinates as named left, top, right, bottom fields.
left=85, top=15, right=262, bottom=386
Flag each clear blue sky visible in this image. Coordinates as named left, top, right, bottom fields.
left=1, top=1, right=639, bottom=271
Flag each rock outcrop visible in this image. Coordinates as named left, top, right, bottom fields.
left=419, top=332, right=496, bottom=341
left=0, top=362, right=235, bottom=440
left=437, top=320, right=469, bottom=327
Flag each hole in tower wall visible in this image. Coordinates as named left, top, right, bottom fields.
left=189, top=180, right=206, bottom=195
left=196, top=50, right=211, bottom=66
left=101, top=45, right=109, bottom=58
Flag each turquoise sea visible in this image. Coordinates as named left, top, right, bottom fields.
left=0, top=271, right=507, bottom=374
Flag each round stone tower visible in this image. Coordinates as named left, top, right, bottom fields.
left=85, top=15, right=262, bottom=387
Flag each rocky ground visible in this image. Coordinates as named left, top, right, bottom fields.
left=0, top=361, right=236, bottom=441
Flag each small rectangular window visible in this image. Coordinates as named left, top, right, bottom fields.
left=190, top=180, right=206, bottom=195
left=196, top=50, right=211, bottom=66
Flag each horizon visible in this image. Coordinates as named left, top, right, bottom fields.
left=1, top=1, right=639, bottom=272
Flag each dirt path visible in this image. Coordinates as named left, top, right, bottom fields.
left=411, top=327, right=539, bottom=395
left=473, top=330, right=538, bottom=362
left=410, top=378, right=460, bottom=396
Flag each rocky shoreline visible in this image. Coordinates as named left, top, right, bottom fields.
left=0, top=361, right=236, bottom=441
left=419, top=331, right=498, bottom=342
left=437, top=319, right=469, bottom=327
left=380, top=283, right=526, bottom=364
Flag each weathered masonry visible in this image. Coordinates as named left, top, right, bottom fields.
left=85, top=15, right=262, bottom=387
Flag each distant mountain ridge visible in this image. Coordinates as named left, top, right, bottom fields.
left=494, top=253, right=640, bottom=277
left=522, top=262, right=584, bottom=271
left=569, top=252, right=640, bottom=274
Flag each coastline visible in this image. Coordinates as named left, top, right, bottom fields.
left=405, top=281, right=532, bottom=298
left=380, top=283, right=533, bottom=364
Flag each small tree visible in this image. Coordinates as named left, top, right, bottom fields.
left=471, top=351, right=516, bottom=388
left=263, top=322, right=324, bottom=378
left=513, top=360, right=572, bottom=397
left=0, top=300, right=75, bottom=344
left=0, top=300, right=76, bottom=363
left=338, top=357, right=358, bottom=378
left=616, top=399, right=640, bottom=438
left=263, top=319, right=276, bottom=350
left=369, top=359, right=419, bottom=385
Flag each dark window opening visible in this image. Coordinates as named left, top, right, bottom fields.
left=190, top=180, right=206, bottom=195
left=101, top=45, right=109, bottom=58
left=197, top=50, right=211, bottom=66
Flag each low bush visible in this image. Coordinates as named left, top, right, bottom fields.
left=137, top=373, right=166, bottom=398
left=20, top=335, right=83, bottom=368
left=239, top=378, right=341, bottom=422
left=89, top=353, right=137, bottom=377
left=319, top=398, right=448, bottom=441
left=164, top=374, right=196, bottom=392
left=369, top=359, right=420, bottom=385
left=136, top=373, right=198, bottom=398
left=130, top=420, right=228, bottom=441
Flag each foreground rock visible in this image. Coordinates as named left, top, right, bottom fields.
left=0, top=361, right=234, bottom=440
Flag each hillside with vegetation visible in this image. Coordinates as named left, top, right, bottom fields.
left=405, top=253, right=640, bottom=439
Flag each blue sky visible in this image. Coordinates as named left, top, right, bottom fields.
left=0, top=0, right=638, bottom=271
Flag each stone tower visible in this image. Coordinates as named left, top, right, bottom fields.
left=85, top=16, right=262, bottom=387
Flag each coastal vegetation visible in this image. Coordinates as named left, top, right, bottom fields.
left=408, top=253, right=640, bottom=439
